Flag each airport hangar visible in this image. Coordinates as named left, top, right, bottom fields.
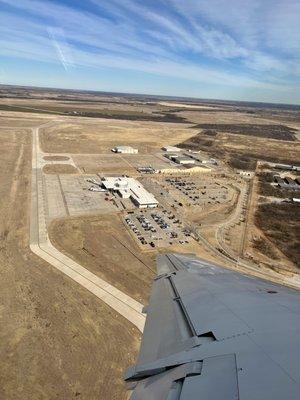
left=101, top=177, right=159, bottom=208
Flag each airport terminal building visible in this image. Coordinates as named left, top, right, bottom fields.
left=101, top=177, right=158, bottom=208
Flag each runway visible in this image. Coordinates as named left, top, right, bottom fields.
left=29, top=123, right=146, bottom=332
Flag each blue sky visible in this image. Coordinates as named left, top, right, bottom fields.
left=0, top=0, right=299, bottom=104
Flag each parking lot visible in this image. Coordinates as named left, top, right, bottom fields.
left=164, top=177, right=230, bottom=207
left=140, top=175, right=233, bottom=213
left=123, top=208, right=191, bottom=249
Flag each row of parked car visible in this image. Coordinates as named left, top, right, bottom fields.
left=137, top=215, right=157, bottom=233
left=151, top=213, right=170, bottom=229
left=125, top=217, right=148, bottom=245
left=166, top=178, right=203, bottom=203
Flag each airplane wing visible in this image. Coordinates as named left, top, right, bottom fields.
left=124, top=253, right=300, bottom=399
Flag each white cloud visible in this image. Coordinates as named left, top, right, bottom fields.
left=0, top=0, right=299, bottom=100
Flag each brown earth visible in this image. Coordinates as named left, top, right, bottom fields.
left=43, top=155, right=70, bottom=161
left=255, top=202, right=300, bottom=268
left=0, top=122, right=141, bottom=400
left=43, top=164, right=78, bottom=174
left=39, top=119, right=197, bottom=154
left=49, top=214, right=156, bottom=304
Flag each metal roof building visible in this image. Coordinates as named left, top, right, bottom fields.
left=174, top=156, right=195, bottom=165
left=274, top=176, right=300, bottom=189
left=101, top=177, right=158, bottom=208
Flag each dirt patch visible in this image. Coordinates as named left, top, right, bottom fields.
left=49, top=214, right=156, bottom=304
left=43, top=164, right=78, bottom=174
left=43, top=155, right=70, bottom=161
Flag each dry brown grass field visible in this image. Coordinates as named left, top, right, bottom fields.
left=49, top=214, right=156, bottom=304
left=43, top=164, right=78, bottom=174
left=0, top=86, right=299, bottom=399
left=0, top=115, right=141, bottom=400
left=39, top=119, right=197, bottom=154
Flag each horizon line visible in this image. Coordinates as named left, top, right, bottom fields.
left=1, top=82, right=300, bottom=108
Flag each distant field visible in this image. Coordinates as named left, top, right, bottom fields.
left=0, top=102, right=188, bottom=123
left=179, top=130, right=300, bottom=170
left=193, top=123, right=297, bottom=141
left=39, top=119, right=196, bottom=154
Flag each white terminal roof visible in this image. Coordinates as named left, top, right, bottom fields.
left=102, top=177, right=158, bottom=206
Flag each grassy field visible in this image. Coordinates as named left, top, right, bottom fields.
left=255, top=203, right=300, bottom=267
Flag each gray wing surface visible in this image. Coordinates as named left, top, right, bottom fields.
left=125, top=253, right=300, bottom=399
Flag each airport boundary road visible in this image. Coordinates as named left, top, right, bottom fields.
left=30, top=123, right=146, bottom=332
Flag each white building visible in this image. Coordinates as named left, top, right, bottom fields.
left=111, top=145, right=138, bottom=154
left=162, top=145, right=181, bottom=152
left=175, top=156, right=195, bottom=165
left=101, top=177, right=158, bottom=208
left=164, top=153, right=180, bottom=160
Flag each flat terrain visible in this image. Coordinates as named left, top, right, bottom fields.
left=180, top=131, right=300, bottom=170
left=0, top=119, right=141, bottom=400
left=43, top=164, right=78, bottom=174
left=39, top=119, right=197, bottom=154
left=49, top=214, right=156, bottom=304
left=193, top=123, right=297, bottom=140
left=0, top=85, right=299, bottom=399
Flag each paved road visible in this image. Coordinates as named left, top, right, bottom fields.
left=30, top=123, right=146, bottom=332
left=215, top=183, right=248, bottom=259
